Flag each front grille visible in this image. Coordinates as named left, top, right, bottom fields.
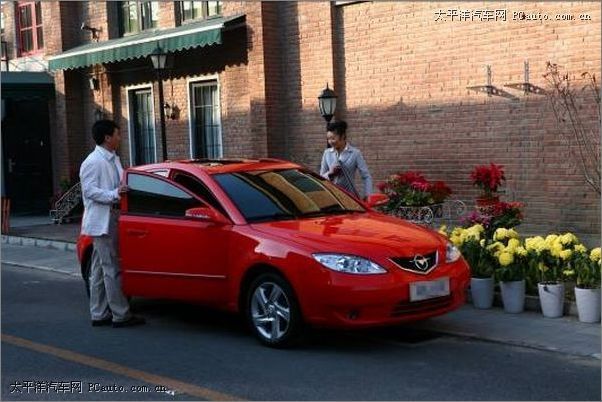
left=390, top=251, right=438, bottom=274
left=391, top=295, right=452, bottom=316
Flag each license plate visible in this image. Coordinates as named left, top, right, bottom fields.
left=410, top=277, right=450, bottom=302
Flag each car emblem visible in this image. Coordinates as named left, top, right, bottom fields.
left=412, top=255, right=430, bottom=271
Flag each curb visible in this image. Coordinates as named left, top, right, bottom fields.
left=2, top=260, right=80, bottom=278
left=421, top=326, right=601, bottom=360
left=1, top=235, right=76, bottom=252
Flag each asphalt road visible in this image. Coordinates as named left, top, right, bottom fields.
left=2, top=264, right=600, bottom=401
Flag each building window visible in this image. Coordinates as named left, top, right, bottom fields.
left=128, top=88, right=156, bottom=166
left=120, top=1, right=158, bottom=35
left=16, top=1, right=43, bottom=56
left=178, top=1, right=221, bottom=23
left=190, top=80, right=222, bottom=158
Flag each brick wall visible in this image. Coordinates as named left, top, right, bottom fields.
left=280, top=1, right=601, bottom=243
left=2, top=3, right=16, bottom=61
left=33, top=1, right=601, bottom=242
left=279, top=1, right=336, bottom=168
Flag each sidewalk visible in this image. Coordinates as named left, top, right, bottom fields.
left=6, top=215, right=80, bottom=243
left=1, top=217, right=600, bottom=360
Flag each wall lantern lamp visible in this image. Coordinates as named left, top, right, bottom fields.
left=163, top=102, right=179, bottom=120
left=89, top=76, right=99, bottom=91
left=318, top=82, right=337, bottom=123
left=150, top=46, right=169, bottom=161
left=150, top=46, right=168, bottom=71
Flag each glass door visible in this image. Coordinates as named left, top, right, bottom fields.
left=130, top=88, right=155, bottom=165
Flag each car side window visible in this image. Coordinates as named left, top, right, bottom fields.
left=172, top=171, right=227, bottom=217
left=127, top=173, right=203, bottom=217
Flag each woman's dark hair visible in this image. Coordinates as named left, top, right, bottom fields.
left=92, top=119, right=119, bottom=145
left=326, top=120, right=347, bottom=139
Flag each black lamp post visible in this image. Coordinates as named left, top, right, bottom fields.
left=150, top=46, right=168, bottom=161
left=318, top=83, right=337, bottom=124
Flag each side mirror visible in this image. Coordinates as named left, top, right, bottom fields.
left=366, top=193, right=389, bottom=208
left=185, top=206, right=227, bottom=224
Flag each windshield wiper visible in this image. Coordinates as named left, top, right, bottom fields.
left=250, top=212, right=297, bottom=223
left=300, top=207, right=363, bottom=218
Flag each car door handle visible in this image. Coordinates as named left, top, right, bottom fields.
left=126, top=229, right=148, bottom=237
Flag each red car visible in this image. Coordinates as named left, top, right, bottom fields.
left=77, top=158, right=470, bottom=346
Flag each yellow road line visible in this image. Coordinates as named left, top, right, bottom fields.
left=2, top=333, right=244, bottom=401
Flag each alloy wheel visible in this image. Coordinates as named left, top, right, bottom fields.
left=250, top=281, right=291, bottom=342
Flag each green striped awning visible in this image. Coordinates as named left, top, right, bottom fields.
left=48, top=14, right=244, bottom=71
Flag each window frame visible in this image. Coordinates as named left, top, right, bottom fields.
left=177, top=1, right=221, bottom=25
left=125, top=84, right=158, bottom=166
left=187, top=76, right=223, bottom=159
left=171, top=169, right=229, bottom=218
left=16, top=1, right=43, bottom=57
left=119, top=1, right=158, bottom=36
left=124, top=170, right=208, bottom=219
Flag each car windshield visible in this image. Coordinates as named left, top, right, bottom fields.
left=213, top=169, right=366, bottom=223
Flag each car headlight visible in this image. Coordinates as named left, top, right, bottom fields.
left=312, top=253, right=387, bottom=275
left=446, top=242, right=461, bottom=263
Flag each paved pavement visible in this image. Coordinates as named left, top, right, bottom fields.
left=1, top=215, right=601, bottom=360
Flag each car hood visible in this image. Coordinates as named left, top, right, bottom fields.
left=250, top=211, right=445, bottom=257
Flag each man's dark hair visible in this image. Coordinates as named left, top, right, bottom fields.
left=326, top=120, right=348, bottom=139
left=92, top=119, right=119, bottom=145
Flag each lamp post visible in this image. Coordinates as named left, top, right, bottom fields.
left=318, top=83, right=337, bottom=124
left=150, top=46, right=168, bottom=161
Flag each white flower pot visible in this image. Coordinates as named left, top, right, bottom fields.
left=471, top=277, right=494, bottom=309
left=575, top=287, right=601, bottom=323
left=538, top=282, right=565, bottom=318
left=500, top=280, right=525, bottom=314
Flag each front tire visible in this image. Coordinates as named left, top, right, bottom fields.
left=246, top=273, right=303, bottom=347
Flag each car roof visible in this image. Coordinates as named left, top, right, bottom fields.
left=128, top=158, right=303, bottom=175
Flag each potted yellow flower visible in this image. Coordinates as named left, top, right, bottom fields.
left=572, top=246, right=601, bottom=323
left=449, top=224, right=496, bottom=309
left=526, top=233, right=577, bottom=318
left=489, top=228, right=526, bottom=313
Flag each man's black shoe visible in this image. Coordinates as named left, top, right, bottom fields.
left=112, top=316, right=146, bottom=328
left=91, top=317, right=113, bottom=327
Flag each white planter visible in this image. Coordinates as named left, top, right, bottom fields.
left=471, top=277, right=494, bottom=309
left=538, top=282, right=565, bottom=318
left=575, top=287, right=601, bottom=323
left=500, top=280, right=525, bottom=314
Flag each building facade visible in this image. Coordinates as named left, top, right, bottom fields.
left=1, top=1, right=600, bottom=242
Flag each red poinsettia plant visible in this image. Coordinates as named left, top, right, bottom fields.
left=470, top=163, right=506, bottom=199
left=377, top=171, right=452, bottom=210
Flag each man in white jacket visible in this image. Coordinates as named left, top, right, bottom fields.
left=80, top=119, right=145, bottom=328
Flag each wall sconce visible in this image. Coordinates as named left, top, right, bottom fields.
left=163, top=102, right=179, bottom=120
left=89, top=76, right=100, bottom=91
left=318, top=83, right=337, bottom=123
